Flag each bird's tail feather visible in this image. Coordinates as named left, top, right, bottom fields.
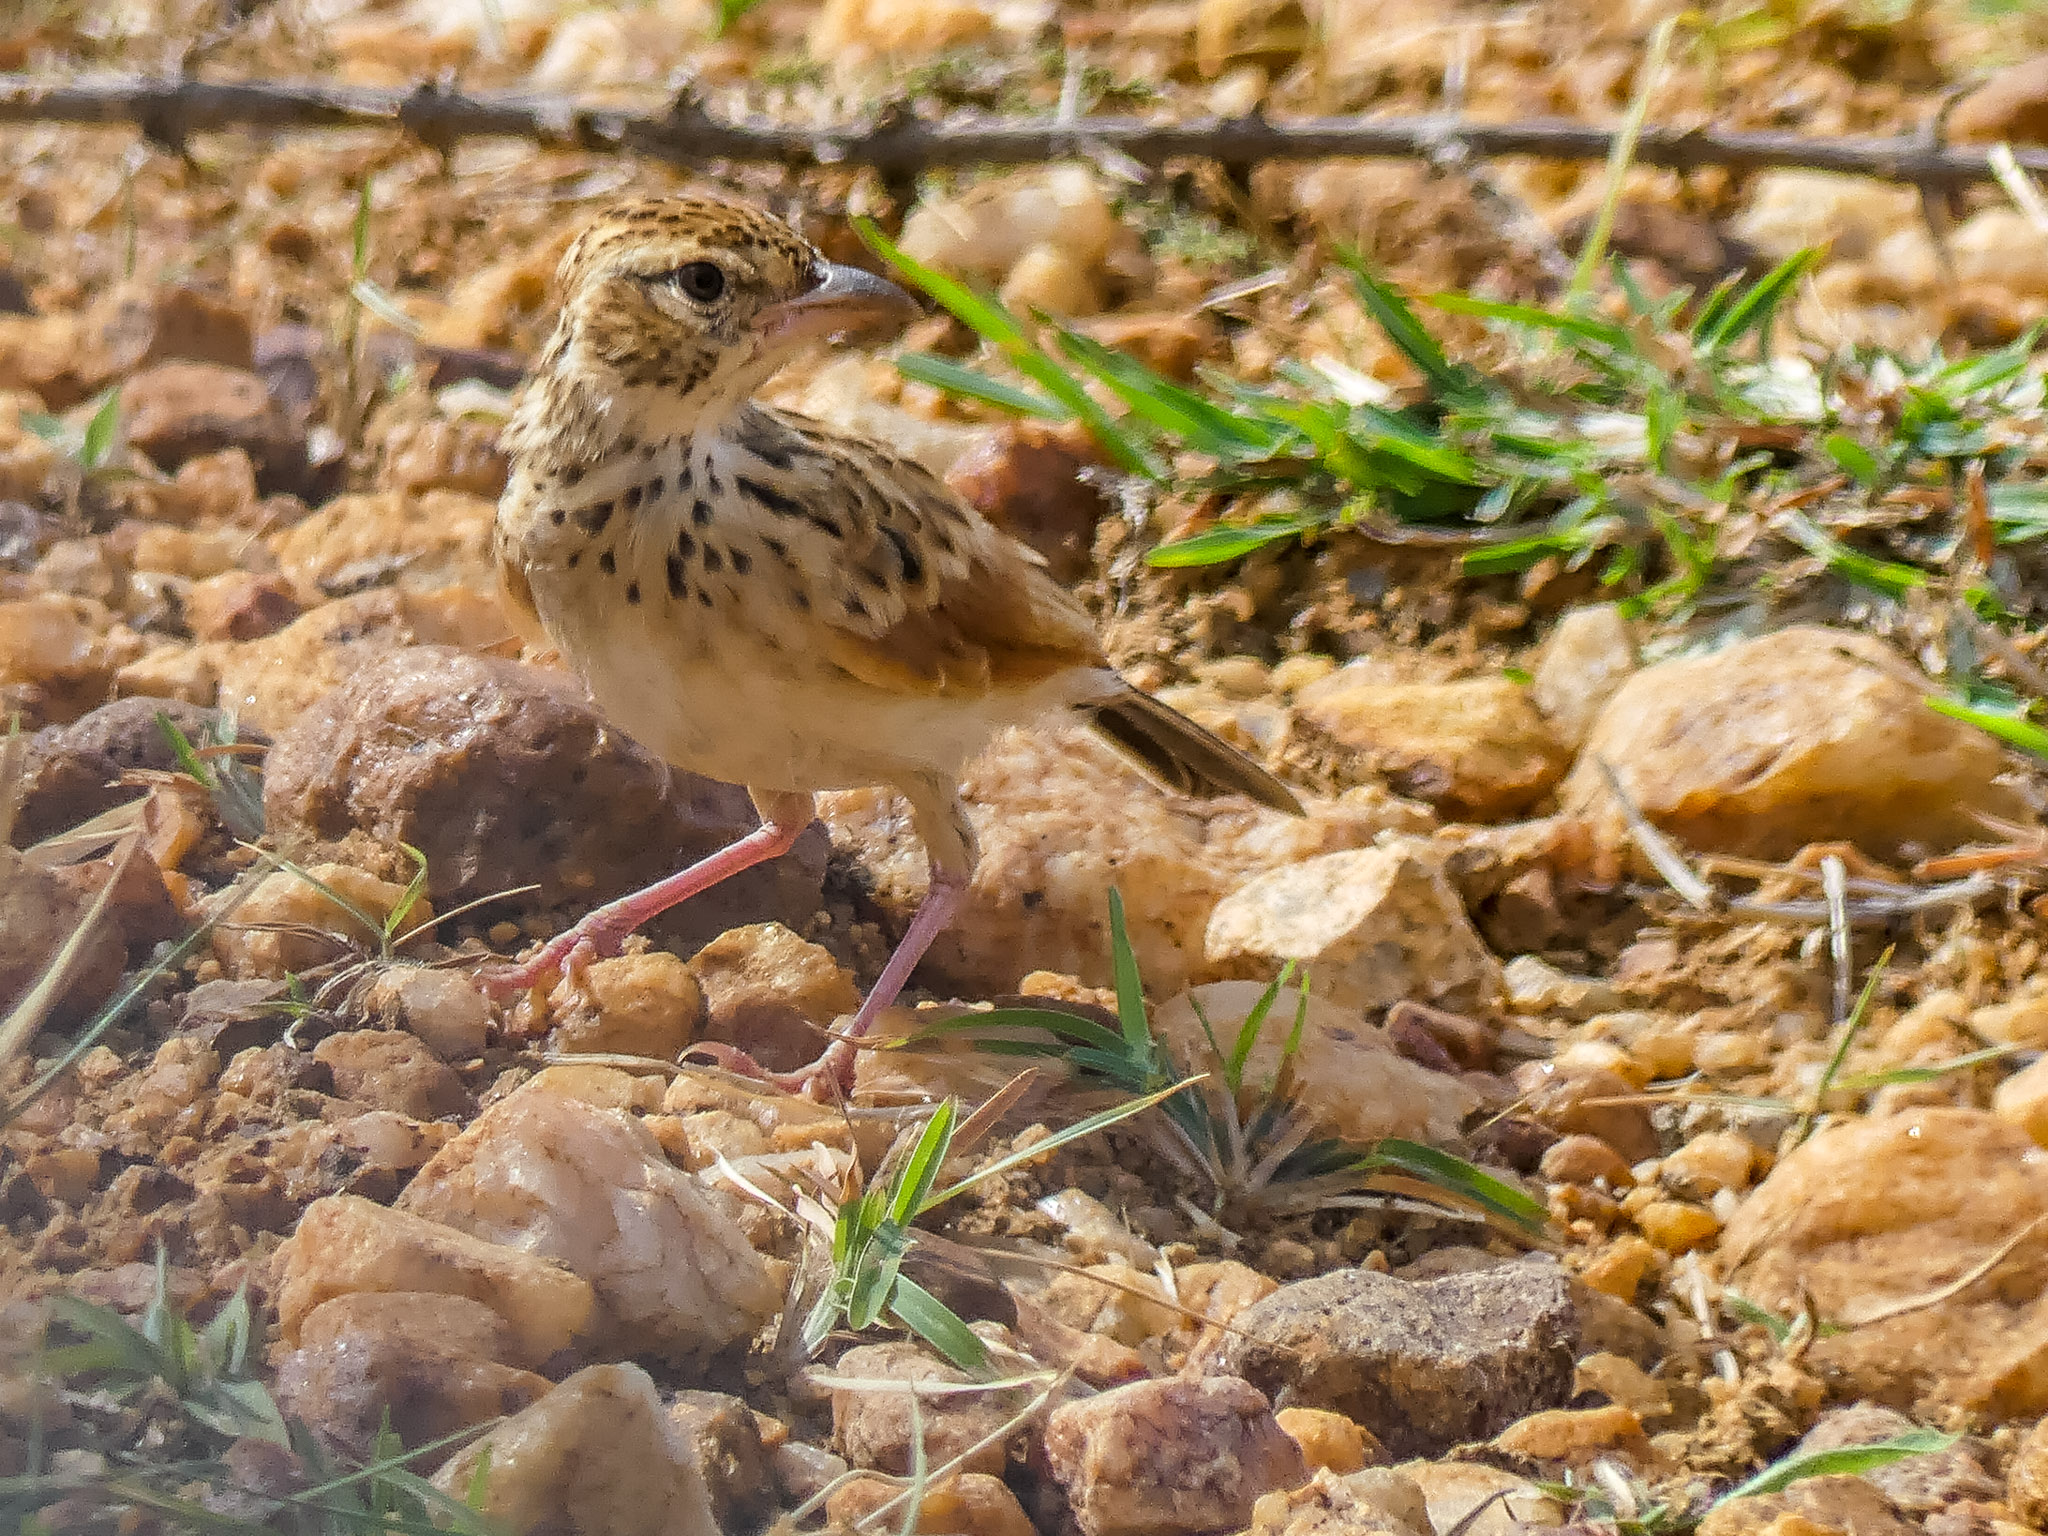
left=1086, top=687, right=1304, bottom=817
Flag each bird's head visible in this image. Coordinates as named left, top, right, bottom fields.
left=538, top=196, right=918, bottom=429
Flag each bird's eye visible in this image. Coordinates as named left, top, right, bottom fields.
left=669, top=262, right=726, bottom=303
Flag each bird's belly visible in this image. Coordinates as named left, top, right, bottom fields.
left=524, top=568, right=1019, bottom=794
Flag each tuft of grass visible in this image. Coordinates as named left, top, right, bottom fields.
left=925, top=890, right=1548, bottom=1236
left=10, top=1251, right=504, bottom=1534
left=156, top=709, right=266, bottom=842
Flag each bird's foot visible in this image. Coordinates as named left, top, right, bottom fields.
left=475, top=920, right=627, bottom=1000
left=684, top=1038, right=858, bottom=1103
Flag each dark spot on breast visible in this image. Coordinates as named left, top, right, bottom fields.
left=858, top=565, right=887, bottom=590
left=598, top=550, right=616, bottom=575
left=676, top=529, right=696, bottom=559
left=617, top=433, right=640, bottom=453
left=792, top=589, right=810, bottom=611
left=762, top=536, right=788, bottom=561
left=622, top=485, right=644, bottom=514
left=550, top=508, right=565, bottom=526
left=882, top=525, right=924, bottom=584
left=807, top=512, right=844, bottom=540
left=626, top=581, right=641, bottom=603
left=678, top=463, right=694, bottom=491
left=562, top=465, right=585, bottom=488
left=691, top=499, right=712, bottom=527
left=566, top=550, right=581, bottom=569
left=667, top=554, right=687, bottom=598
left=696, top=589, right=713, bottom=608
left=730, top=548, right=752, bottom=575
left=646, top=476, right=665, bottom=499
left=574, top=500, right=614, bottom=534
left=845, top=592, right=869, bottom=620
left=703, top=545, right=724, bottom=573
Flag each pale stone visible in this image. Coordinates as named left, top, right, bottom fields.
left=364, top=964, right=492, bottom=1060
left=1530, top=603, right=1636, bottom=752
left=1558, top=627, right=2018, bottom=866
left=1994, top=1055, right=2048, bottom=1147
left=272, top=488, right=498, bottom=599
left=272, top=1193, right=594, bottom=1367
left=0, top=594, right=118, bottom=686
left=1733, top=172, right=1920, bottom=262
left=1154, top=981, right=1476, bottom=1146
left=1204, top=841, right=1502, bottom=1015
left=1242, top=1467, right=1428, bottom=1536
left=1295, top=671, right=1568, bottom=820
left=1274, top=1408, right=1376, bottom=1474
left=1398, top=1462, right=1562, bottom=1536
left=213, top=863, right=435, bottom=979
left=432, top=1363, right=719, bottom=1536
left=399, top=1086, right=779, bottom=1361
left=548, top=951, right=704, bottom=1061
left=827, top=1473, right=1038, bottom=1536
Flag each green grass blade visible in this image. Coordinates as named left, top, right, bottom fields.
left=1147, top=517, right=1320, bottom=567
left=1226, top=962, right=1295, bottom=1090
left=1363, top=1139, right=1548, bottom=1233
left=1335, top=248, right=1483, bottom=405
left=895, top=353, right=1071, bottom=419
left=887, top=1100, right=958, bottom=1227
left=1427, top=292, right=1634, bottom=353
left=1105, top=889, right=1151, bottom=1059
left=917, top=1005, right=1128, bottom=1056
left=1693, top=249, right=1819, bottom=354
left=923, top=1078, right=1201, bottom=1211
left=1719, top=1430, right=1958, bottom=1503
left=1780, top=511, right=1927, bottom=599
left=78, top=388, right=121, bottom=472
left=1054, top=327, right=1282, bottom=459
left=889, top=1277, right=988, bottom=1371
left=1926, top=696, right=2048, bottom=759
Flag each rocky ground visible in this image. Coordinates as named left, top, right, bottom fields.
left=12, top=0, right=2048, bottom=1533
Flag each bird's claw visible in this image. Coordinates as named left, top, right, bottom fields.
left=682, top=1037, right=858, bottom=1102
left=475, top=924, right=623, bottom=999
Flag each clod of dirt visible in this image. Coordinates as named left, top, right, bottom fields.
left=1558, top=625, right=2019, bottom=867
left=430, top=1363, right=719, bottom=1536
left=261, top=644, right=827, bottom=929
left=273, top=1290, right=550, bottom=1459
left=1493, top=1402, right=1651, bottom=1467
left=396, top=1085, right=780, bottom=1362
left=1241, top=1467, right=1427, bottom=1536
left=685, top=921, right=859, bottom=1074
left=1218, top=1255, right=1579, bottom=1458
left=944, top=419, right=1112, bottom=585
left=185, top=571, right=301, bottom=641
left=1696, top=1473, right=1915, bottom=1536
left=272, top=1193, right=595, bottom=1366
left=99, top=283, right=255, bottom=376
left=832, top=1337, right=1027, bottom=1476
left=1153, top=982, right=1478, bottom=1146
left=1794, top=1404, right=1999, bottom=1514
left=1719, top=1107, right=2048, bottom=1417
left=821, top=725, right=1430, bottom=996
left=2010, top=1415, right=2048, bottom=1526
left=1203, top=840, right=1503, bottom=1015
left=1294, top=671, right=1569, bottom=819
left=0, top=593, right=132, bottom=705
left=311, top=1030, right=471, bottom=1120
left=1042, top=1375, right=1309, bottom=1536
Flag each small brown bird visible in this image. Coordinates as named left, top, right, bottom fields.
left=484, top=195, right=1301, bottom=1093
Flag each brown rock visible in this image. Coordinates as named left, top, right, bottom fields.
left=1696, top=1475, right=1915, bottom=1536
left=1952, top=57, right=2048, bottom=146
left=1241, top=1467, right=1429, bottom=1536
left=0, top=593, right=126, bottom=694
left=1558, top=626, right=2019, bottom=867
left=375, top=416, right=509, bottom=498
left=1081, top=310, right=1219, bottom=381
left=1720, top=1108, right=2048, bottom=1415
left=0, top=313, right=100, bottom=409
left=822, top=726, right=1428, bottom=997
left=1539, top=1134, right=1634, bottom=1189
left=432, top=1363, right=720, bottom=1536
left=270, top=489, right=497, bottom=599
left=122, top=362, right=308, bottom=494
left=398, top=1085, right=780, bottom=1361
left=832, top=1339, right=1027, bottom=1476
left=362, top=965, right=493, bottom=1061
left=666, top=1390, right=779, bottom=1534
left=2010, top=1414, right=2048, bottom=1525
left=1529, top=603, right=1636, bottom=753
left=312, top=1030, right=472, bottom=1119
left=1295, top=673, right=1568, bottom=820
left=1203, top=841, right=1503, bottom=1015
left=1493, top=1404, right=1648, bottom=1465
left=262, top=645, right=826, bottom=929
left=1514, top=1063, right=1660, bottom=1165
left=1273, top=1408, right=1379, bottom=1475
left=944, top=420, right=1111, bottom=584
left=272, top=1193, right=596, bottom=1366
left=686, top=922, right=860, bottom=1074
left=213, top=588, right=510, bottom=734
left=185, top=571, right=299, bottom=642
left=1793, top=1404, right=1996, bottom=1515
left=548, top=952, right=704, bottom=1061
left=1043, top=1375, right=1309, bottom=1536
left=274, top=1292, right=549, bottom=1459
left=212, top=863, right=435, bottom=980
left=0, top=846, right=124, bottom=1021
left=829, top=1472, right=1038, bottom=1536
left=98, top=283, right=255, bottom=374
left=1219, top=1256, right=1578, bottom=1458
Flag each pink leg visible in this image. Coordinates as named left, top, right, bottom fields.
left=478, top=800, right=810, bottom=997
left=688, top=863, right=969, bottom=1101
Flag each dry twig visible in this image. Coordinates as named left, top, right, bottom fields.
left=6, top=74, right=2048, bottom=185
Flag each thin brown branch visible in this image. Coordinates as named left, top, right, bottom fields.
left=3, top=74, right=2046, bottom=186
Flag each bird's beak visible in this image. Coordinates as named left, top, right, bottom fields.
left=758, top=261, right=920, bottom=348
